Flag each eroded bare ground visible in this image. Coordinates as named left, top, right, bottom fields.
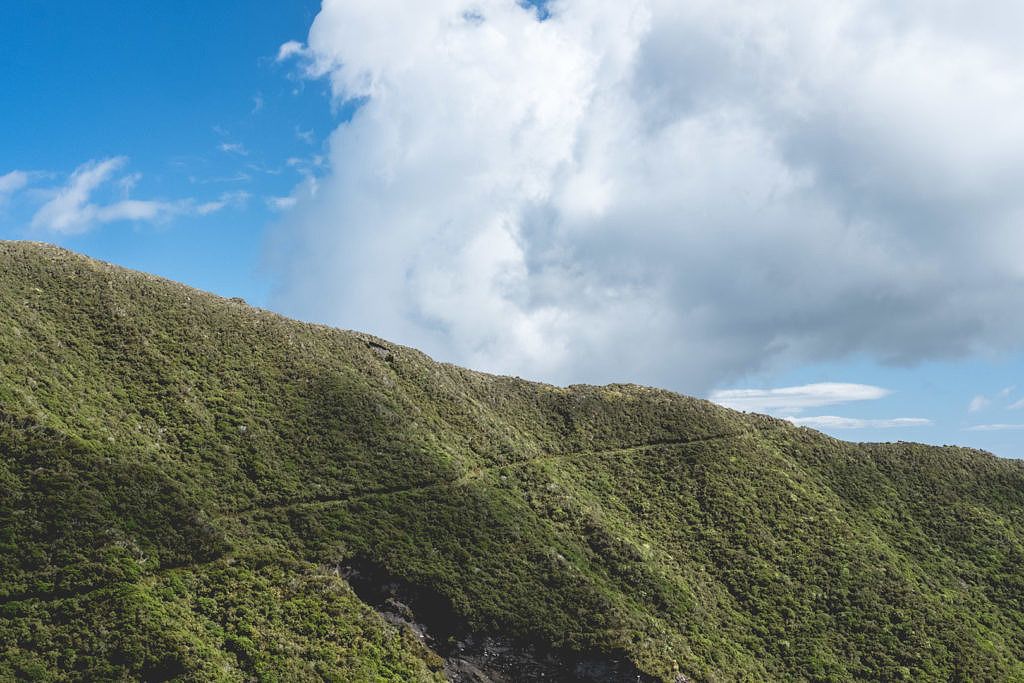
left=341, top=557, right=658, bottom=683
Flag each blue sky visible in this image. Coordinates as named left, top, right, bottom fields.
left=2, top=0, right=1023, bottom=457
left=1, top=0, right=330, bottom=300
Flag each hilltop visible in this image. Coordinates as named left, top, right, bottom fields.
left=2, top=241, right=1024, bottom=681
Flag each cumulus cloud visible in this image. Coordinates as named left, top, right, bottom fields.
left=787, top=416, right=932, bottom=430
left=710, top=383, right=889, bottom=414
left=271, top=0, right=1024, bottom=392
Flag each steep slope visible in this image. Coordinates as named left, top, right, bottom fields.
left=1, top=241, right=1024, bottom=681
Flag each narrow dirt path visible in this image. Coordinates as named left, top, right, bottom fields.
left=231, top=429, right=751, bottom=518
left=0, top=430, right=752, bottom=606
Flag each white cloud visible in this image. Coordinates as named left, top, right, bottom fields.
left=29, top=158, right=246, bottom=234
left=196, top=191, right=250, bottom=215
left=219, top=142, right=248, bottom=156
left=30, top=158, right=176, bottom=234
left=710, top=383, right=889, bottom=414
left=117, top=172, right=142, bottom=195
left=276, top=40, right=306, bottom=62
left=1009, top=398, right=1024, bottom=410
left=198, top=172, right=252, bottom=184
left=271, top=1, right=1024, bottom=391
left=968, top=395, right=991, bottom=413
left=967, top=386, right=1019, bottom=412
left=0, top=170, right=29, bottom=200
left=266, top=175, right=319, bottom=212
left=267, top=196, right=298, bottom=211
left=787, top=416, right=932, bottom=430
left=966, top=423, right=1024, bottom=432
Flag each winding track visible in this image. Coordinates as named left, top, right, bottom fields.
left=0, top=429, right=752, bottom=605
left=227, top=429, right=752, bottom=517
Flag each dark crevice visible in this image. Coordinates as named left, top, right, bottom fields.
left=341, top=557, right=657, bottom=682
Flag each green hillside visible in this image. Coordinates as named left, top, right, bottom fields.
left=2, top=241, right=1024, bottom=681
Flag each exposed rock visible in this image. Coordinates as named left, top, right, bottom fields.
left=341, top=558, right=656, bottom=682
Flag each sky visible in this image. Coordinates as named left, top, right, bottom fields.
left=2, top=0, right=1023, bottom=458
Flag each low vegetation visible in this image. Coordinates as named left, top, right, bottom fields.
left=2, top=242, right=1024, bottom=681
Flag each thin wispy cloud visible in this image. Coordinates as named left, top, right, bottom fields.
left=966, top=424, right=1024, bottom=432
left=276, top=40, right=305, bottom=62
left=1009, top=398, right=1024, bottom=410
left=116, top=172, right=142, bottom=196
left=786, top=416, right=932, bottom=430
left=266, top=175, right=318, bottom=212
left=968, top=386, right=1018, bottom=413
left=196, top=191, right=250, bottom=216
left=219, top=142, right=248, bottom=156
left=969, top=395, right=991, bottom=413
left=0, top=170, right=29, bottom=202
left=710, top=383, right=890, bottom=414
left=195, top=172, right=253, bottom=184
left=30, top=158, right=175, bottom=234
left=267, top=196, right=298, bottom=211
left=29, top=157, right=245, bottom=234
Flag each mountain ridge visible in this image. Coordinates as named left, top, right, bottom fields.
left=2, top=240, right=1024, bottom=681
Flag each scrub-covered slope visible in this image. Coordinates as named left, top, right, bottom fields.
left=2, top=241, right=1024, bottom=681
